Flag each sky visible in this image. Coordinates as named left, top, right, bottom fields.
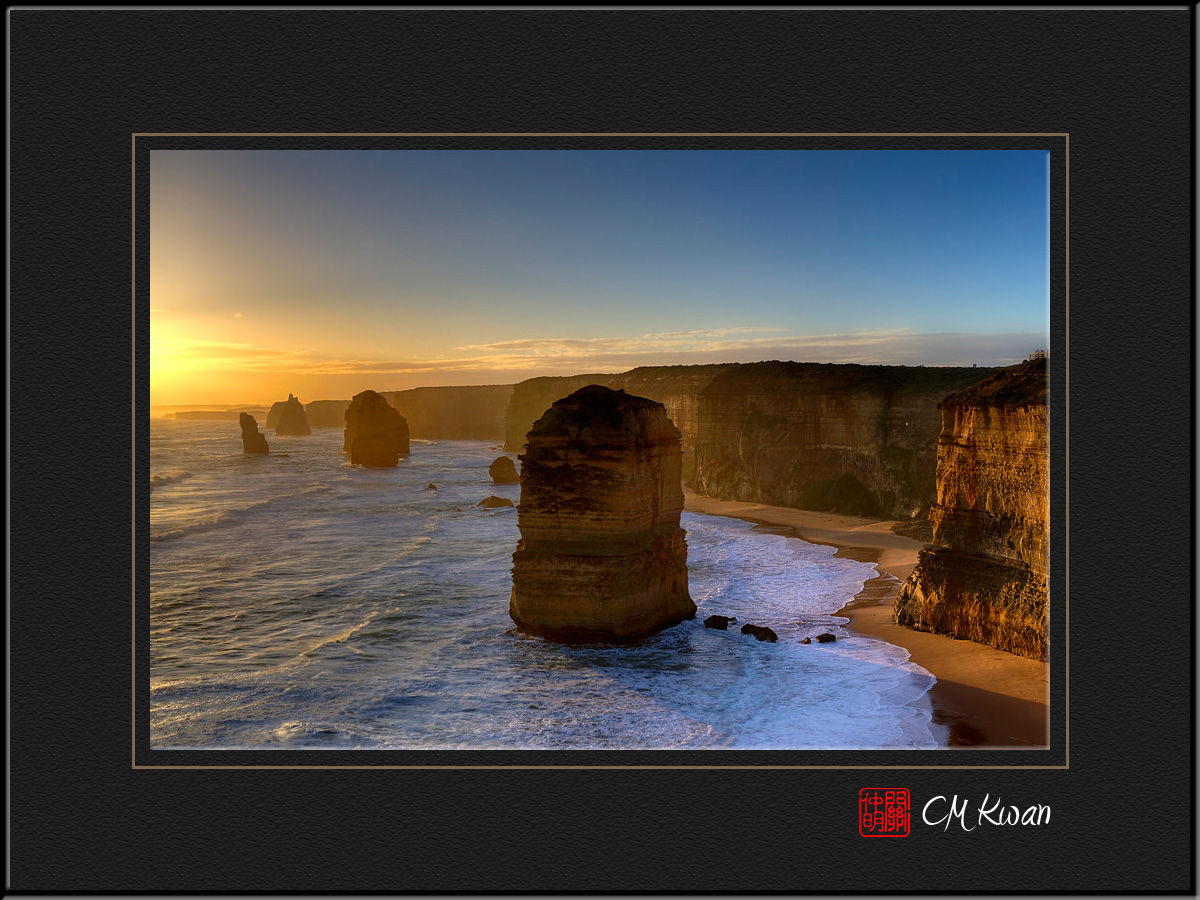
left=150, top=149, right=1050, bottom=405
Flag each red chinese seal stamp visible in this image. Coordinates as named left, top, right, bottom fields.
left=859, top=788, right=910, bottom=837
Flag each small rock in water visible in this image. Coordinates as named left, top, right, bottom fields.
left=815, top=632, right=836, bottom=643
left=800, top=637, right=812, bottom=644
left=740, top=623, right=778, bottom=643
left=703, top=615, right=732, bottom=630
left=489, top=455, right=520, bottom=484
left=426, top=483, right=437, bottom=490
left=477, top=495, right=514, bottom=509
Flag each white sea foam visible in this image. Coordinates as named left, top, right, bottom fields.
left=149, top=419, right=940, bottom=750
left=149, top=469, right=192, bottom=490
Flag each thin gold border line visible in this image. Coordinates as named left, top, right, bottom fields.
left=132, top=133, right=138, bottom=771
left=133, top=131, right=1068, bottom=137
left=132, top=765, right=1069, bottom=770
left=133, top=132, right=1070, bottom=768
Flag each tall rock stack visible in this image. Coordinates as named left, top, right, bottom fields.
left=894, top=358, right=1049, bottom=660
left=509, top=385, right=696, bottom=641
left=343, top=390, right=410, bottom=467
left=273, top=394, right=312, bottom=436
left=239, top=413, right=269, bottom=455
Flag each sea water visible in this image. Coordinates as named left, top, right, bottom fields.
left=149, top=418, right=942, bottom=749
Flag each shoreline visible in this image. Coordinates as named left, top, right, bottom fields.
left=682, top=490, right=1049, bottom=749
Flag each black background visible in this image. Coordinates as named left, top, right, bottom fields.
left=9, top=8, right=1192, bottom=894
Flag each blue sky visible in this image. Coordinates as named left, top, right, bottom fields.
left=151, top=149, right=1049, bottom=403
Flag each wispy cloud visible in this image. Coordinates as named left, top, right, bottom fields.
left=642, top=326, right=783, bottom=340
left=153, top=330, right=1048, bottom=384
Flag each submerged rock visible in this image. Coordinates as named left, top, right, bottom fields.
left=800, top=637, right=812, bottom=644
left=815, top=632, right=836, bottom=643
left=488, top=455, right=519, bottom=484
left=509, top=385, right=696, bottom=642
left=344, top=390, right=410, bottom=467
left=239, top=413, right=269, bottom=455
left=703, top=615, right=733, bottom=630
left=273, top=393, right=312, bottom=436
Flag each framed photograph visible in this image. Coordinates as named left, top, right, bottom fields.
left=142, top=141, right=1056, bottom=759
left=11, top=8, right=1191, bottom=895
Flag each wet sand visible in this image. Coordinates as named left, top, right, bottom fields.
left=683, top=490, right=1049, bottom=748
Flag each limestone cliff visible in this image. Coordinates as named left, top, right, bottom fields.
left=607, top=365, right=732, bottom=482
left=503, top=375, right=610, bottom=451
left=344, top=390, right=410, bottom=467
left=304, top=399, right=351, bottom=427
left=239, top=413, right=269, bottom=455
left=505, top=363, right=996, bottom=518
left=894, top=359, right=1048, bottom=660
left=176, top=407, right=269, bottom=421
left=509, top=385, right=696, bottom=641
left=692, top=362, right=994, bottom=518
left=382, top=384, right=513, bottom=440
left=273, top=394, right=312, bottom=436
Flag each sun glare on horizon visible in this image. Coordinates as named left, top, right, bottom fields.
left=150, top=148, right=1050, bottom=406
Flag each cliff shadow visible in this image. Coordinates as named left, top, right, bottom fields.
left=926, top=678, right=1049, bottom=748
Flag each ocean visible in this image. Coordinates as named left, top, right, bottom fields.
left=149, top=417, right=943, bottom=750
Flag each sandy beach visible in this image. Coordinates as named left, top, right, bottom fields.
left=683, top=490, right=1049, bottom=748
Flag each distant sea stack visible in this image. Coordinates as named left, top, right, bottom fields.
left=488, top=456, right=519, bottom=484
left=509, top=385, right=696, bottom=642
left=344, top=390, right=410, bottom=467
left=239, top=413, right=269, bottom=455
left=894, top=358, right=1049, bottom=660
left=272, top=394, right=312, bottom=436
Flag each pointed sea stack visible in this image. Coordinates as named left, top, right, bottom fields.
left=344, top=390, right=410, bottom=467
left=894, top=358, right=1049, bottom=660
left=239, top=413, right=269, bottom=455
left=509, top=385, right=695, bottom=642
left=273, top=394, right=312, bottom=435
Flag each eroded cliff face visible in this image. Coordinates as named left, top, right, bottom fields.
left=509, top=385, right=695, bottom=641
left=382, top=385, right=513, bottom=440
left=304, top=399, right=351, bottom=427
left=344, top=390, right=410, bottom=467
left=894, top=359, right=1048, bottom=660
left=607, top=365, right=731, bottom=482
left=505, top=363, right=995, bottom=518
left=693, top=363, right=995, bottom=518
left=504, top=375, right=610, bottom=451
